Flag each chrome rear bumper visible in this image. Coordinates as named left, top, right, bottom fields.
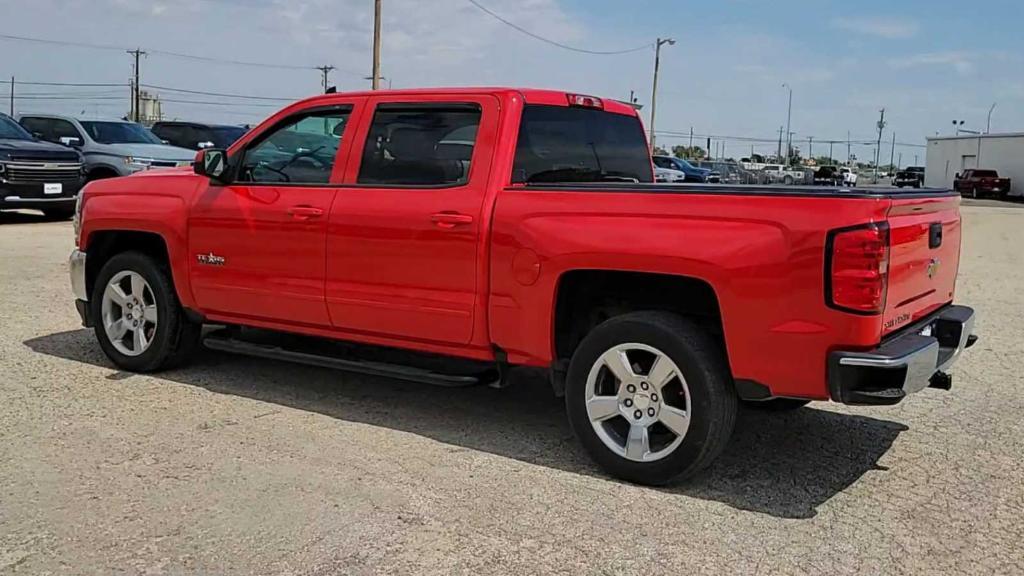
left=829, top=305, right=976, bottom=405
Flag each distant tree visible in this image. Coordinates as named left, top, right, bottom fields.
left=653, top=146, right=670, bottom=156
left=813, top=156, right=835, bottom=166
left=671, top=145, right=705, bottom=159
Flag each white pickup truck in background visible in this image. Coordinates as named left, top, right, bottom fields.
left=762, top=164, right=810, bottom=185
left=840, top=167, right=858, bottom=187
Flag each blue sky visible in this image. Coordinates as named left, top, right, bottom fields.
left=2, top=0, right=1020, bottom=164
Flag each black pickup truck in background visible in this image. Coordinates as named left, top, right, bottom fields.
left=0, top=112, right=85, bottom=219
left=893, top=166, right=925, bottom=188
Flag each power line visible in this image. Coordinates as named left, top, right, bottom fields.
left=140, top=84, right=298, bottom=101
left=465, top=0, right=653, bottom=55
left=4, top=80, right=127, bottom=87
left=0, top=31, right=361, bottom=74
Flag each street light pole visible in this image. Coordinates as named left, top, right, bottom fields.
left=987, top=103, right=997, bottom=134
left=648, top=37, right=675, bottom=151
left=782, top=83, right=792, bottom=164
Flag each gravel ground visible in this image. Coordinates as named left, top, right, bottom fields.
left=1, top=203, right=1022, bottom=575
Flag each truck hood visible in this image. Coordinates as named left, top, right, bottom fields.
left=0, top=137, right=82, bottom=162
left=96, top=142, right=195, bottom=162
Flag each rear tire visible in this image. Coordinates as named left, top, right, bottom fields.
left=91, top=251, right=200, bottom=372
left=742, top=398, right=811, bottom=411
left=565, top=311, right=737, bottom=485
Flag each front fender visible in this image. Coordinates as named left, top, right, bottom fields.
left=81, top=190, right=195, bottom=308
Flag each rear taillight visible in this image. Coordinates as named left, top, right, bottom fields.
left=826, top=223, right=890, bottom=314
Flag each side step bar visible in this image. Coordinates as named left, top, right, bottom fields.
left=203, top=334, right=486, bottom=388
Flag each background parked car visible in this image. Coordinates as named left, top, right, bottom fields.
left=892, top=166, right=925, bottom=188
left=654, top=166, right=686, bottom=183
left=813, top=165, right=843, bottom=186
left=0, top=112, right=85, bottom=218
left=653, top=155, right=716, bottom=182
left=17, top=114, right=195, bottom=181
left=954, top=169, right=1011, bottom=199
left=151, top=121, right=249, bottom=151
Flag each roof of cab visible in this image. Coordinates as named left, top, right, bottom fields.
left=292, top=87, right=639, bottom=116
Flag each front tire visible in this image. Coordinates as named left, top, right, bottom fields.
left=43, top=207, right=75, bottom=220
left=565, top=312, right=737, bottom=485
left=91, top=251, right=200, bottom=372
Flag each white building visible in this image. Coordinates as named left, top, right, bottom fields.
left=925, top=133, right=1024, bottom=197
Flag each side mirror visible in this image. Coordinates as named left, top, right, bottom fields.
left=59, top=136, right=83, bottom=148
left=955, top=172, right=961, bottom=180
left=194, top=148, right=229, bottom=182
left=197, top=141, right=215, bottom=149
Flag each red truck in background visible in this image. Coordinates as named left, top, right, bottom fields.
left=68, top=88, right=977, bottom=485
left=954, top=169, right=1011, bottom=199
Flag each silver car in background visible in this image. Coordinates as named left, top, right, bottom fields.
left=17, top=114, right=195, bottom=181
left=654, top=166, right=686, bottom=183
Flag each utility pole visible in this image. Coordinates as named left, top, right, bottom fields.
left=897, top=152, right=902, bottom=170
left=689, top=126, right=693, bottom=150
left=847, top=131, right=851, bottom=166
left=648, top=37, right=675, bottom=150
left=808, top=136, right=813, bottom=161
left=8, top=76, right=13, bottom=116
left=777, top=126, right=783, bottom=161
left=782, top=83, right=792, bottom=164
left=371, top=0, right=383, bottom=90
left=889, top=132, right=896, bottom=174
left=127, top=48, right=146, bottom=123
left=316, top=65, right=335, bottom=93
left=874, top=108, right=886, bottom=183
left=828, top=141, right=834, bottom=165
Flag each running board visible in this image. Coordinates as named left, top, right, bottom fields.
left=202, top=334, right=486, bottom=388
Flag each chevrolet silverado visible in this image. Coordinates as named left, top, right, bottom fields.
left=69, top=88, right=977, bottom=485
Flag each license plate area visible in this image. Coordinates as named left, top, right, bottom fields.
left=44, top=183, right=63, bottom=195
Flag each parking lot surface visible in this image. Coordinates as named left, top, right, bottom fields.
left=1, top=202, right=1022, bottom=575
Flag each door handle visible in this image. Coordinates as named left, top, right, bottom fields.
left=431, top=212, right=474, bottom=229
left=287, top=206, right=324, bottom=220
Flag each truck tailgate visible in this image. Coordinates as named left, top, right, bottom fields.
left=882, top=195, right=961, bottom=336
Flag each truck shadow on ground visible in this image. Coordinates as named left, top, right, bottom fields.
left=26, top=329, right=908, bottom=520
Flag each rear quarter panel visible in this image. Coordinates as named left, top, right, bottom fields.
left=489, top=189, right=894, bottom=399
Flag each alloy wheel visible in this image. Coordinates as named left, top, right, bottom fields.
left=585, top=343, right=691, bottom=462
left=100, top=271, right=158, bottom=357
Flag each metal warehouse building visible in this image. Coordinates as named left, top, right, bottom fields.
left=925, top=133, right=1023, bottom=197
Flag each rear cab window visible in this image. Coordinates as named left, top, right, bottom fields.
left=357, top=104, right=482, bottom=187
left=513, top=104, right=653, bottom=184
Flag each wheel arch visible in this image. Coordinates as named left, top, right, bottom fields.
left=551, top=269, right=727, bottom=367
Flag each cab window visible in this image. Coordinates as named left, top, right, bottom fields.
left=357, top=104, right=482, bottom=186
left=238, top=107, right=351, bottom=184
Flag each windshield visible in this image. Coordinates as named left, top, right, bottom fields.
left=0, top=115, right=32, bottom=140
left=80, top=121, right=163, bottom=145
left=513, top=105, right=653, bottom=184
left=210, top=126, right=247, bottom=147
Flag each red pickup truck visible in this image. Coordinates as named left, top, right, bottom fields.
left=69, top=88, right=976, bottom=485
left=954, top=169, right=1012, bottom=199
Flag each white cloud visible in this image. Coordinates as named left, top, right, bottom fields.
left=832, top=17, right=919, bottom=39
left=890, top=51, right=975, bottom=75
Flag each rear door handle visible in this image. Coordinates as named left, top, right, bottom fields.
left=287, top=206, right=324, bottom=220
left=431, top=212, right=474, bottom=229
